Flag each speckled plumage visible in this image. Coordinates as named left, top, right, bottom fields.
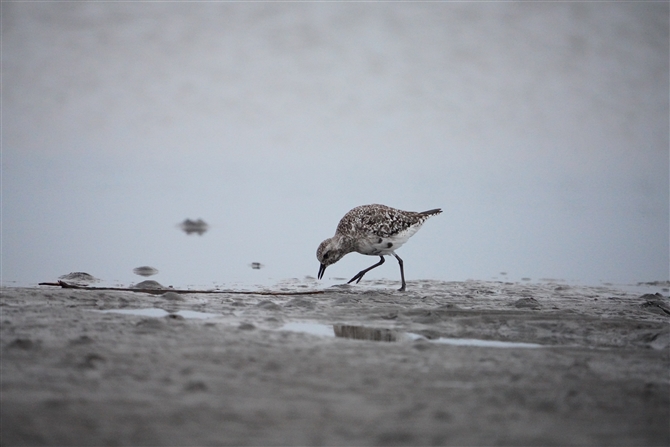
left=316, top=204, right=442, bottom=291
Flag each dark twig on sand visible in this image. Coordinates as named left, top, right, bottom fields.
left=38, top=281, right=325, bottom=296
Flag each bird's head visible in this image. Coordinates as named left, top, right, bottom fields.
left=316, top=238, right=346, bottom=280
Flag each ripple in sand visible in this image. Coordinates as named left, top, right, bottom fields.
left=95, top=308, right=220, bottom=319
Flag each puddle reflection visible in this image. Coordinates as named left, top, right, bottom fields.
left=334, top=325, right=407, bottom=342
left=281, top=322, right=543, bottom=348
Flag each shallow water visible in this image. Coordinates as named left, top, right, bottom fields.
left=92, top=312, right=544, bottom=347
left=281, top=322, right=543, bottom=348
left=3, top=3, right=668, bottom=291
left=429, top=338, right=542, bottom=348
left=281, top=322, right=337, bottom=337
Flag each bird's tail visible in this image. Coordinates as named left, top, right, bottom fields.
left=419, top=208, right=442, bottom=217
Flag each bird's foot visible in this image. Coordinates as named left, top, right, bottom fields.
left=347, top=272, right=365, bottom=285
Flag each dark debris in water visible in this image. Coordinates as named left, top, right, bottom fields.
left=39, top=281, right=325, bottom=296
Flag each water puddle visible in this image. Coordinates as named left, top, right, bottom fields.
left=281, top=322, right=543, bottom=348
left=96, top=308, right=220, bottom=319
left=334, top=324, right=413, bottom=342
left=281, top=322, right=336, bottom=337
left=429, top=338, right=542, bottom=348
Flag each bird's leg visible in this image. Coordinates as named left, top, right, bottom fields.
left=347, top=256, right=385, bottom=285
left=392, top=253, right=406, bottom=291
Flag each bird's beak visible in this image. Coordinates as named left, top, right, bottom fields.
left=318, top=263, right=326, bottom=280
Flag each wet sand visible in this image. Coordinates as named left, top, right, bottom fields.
left=2, top=280, right=669, bottom=446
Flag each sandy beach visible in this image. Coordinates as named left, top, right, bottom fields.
left=1, top=279, right=668, bottom=446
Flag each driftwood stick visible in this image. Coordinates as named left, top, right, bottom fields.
left=38, top=281, right=325, bottom=296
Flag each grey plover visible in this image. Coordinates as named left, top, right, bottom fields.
left=316, top=204, right=442, bottom=291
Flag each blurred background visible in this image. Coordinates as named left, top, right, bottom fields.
left=2, top=2, right=668, bottom=288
